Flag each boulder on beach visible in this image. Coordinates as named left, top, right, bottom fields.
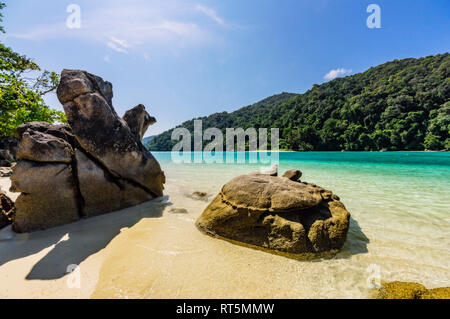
left=196, top=170, right=350, bottom=258
left=9, top=69, right=165, bottom=233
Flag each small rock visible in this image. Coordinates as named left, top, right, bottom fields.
left=282, top=169, right=302, bottom=181
left=187, top=191, right=210, bottom=201
left=260, top=163, right=278, bottom=176
left=169, top=207, right=188, bottom=214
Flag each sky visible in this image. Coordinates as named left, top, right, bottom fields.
left=1, top=0, right=449, bottom=136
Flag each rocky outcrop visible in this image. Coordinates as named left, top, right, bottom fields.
left=196, top=171, right=350, bottom=258
left=9, top=69, right=165, bottom=233
left=58, top=70, right=164, bottom=198
left=0, top=191, right=15, bottom=229
left=374, top=281, right=450, bottom=299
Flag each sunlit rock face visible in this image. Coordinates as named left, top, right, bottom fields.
left=196, top=172, right=351, bottom=258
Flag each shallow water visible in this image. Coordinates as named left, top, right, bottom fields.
left=91, top=152, right=450, bottom=298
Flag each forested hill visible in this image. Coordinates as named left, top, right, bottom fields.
left=146, top=53, right=449, bottom=151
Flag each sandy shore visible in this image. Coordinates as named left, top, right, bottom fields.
left=1, top=155, right=449, bottom=299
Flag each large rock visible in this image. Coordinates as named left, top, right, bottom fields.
left=58, top=69, right=165, bottom=198
left=196, top=173, right=350, bottom=257
left=8, top=70, right=165, bottom=232
left=0, top=191, right=15, bottom=229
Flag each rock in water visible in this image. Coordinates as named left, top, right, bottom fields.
left=0, top=191, right=15, bottom=229
left=196, top=173, right=350, bottom=258
left=374, top=281, right=450, bottom=299
left=9, top=70, right=165, bottom=232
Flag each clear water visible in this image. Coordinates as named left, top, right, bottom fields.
left=91, top=152, right=450, bottom=298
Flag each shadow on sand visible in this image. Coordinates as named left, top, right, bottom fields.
left=0, top=196, right=170, bottom=280
left=335, top=217, right=370, bottom=259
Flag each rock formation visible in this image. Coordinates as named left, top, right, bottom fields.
left=9, top=69, right=165, bottom=233
left=196, top=170, right=350, bottom=258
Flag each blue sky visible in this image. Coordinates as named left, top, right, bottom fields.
left=1, top=0, right=449, bottom=136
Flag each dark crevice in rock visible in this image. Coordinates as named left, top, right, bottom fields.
left=75, top=146, right=157, bottom=198
left=75, top=147, right=124, bottom=190
left=109, top=168, right=159, bottom=199
left=70, top=153, right=86, bottom=219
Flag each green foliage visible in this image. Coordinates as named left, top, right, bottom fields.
left=0, top=2, right=66, bottom=137
left=147, top=53, right=450, bottom=151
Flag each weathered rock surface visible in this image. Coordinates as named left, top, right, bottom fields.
left=58, top=69, right=165, bottom=198
left=0, top=191, right=15, bottom=229
left=11, top=161, right=80, bottom=232
left=123, top=104, right=156, bottom=140
left=75, top=150, right=153, bottom=217
left=9, top=69, right=165, bottom=232
left=196, top=172, right=351, bottom=257
left=374, top=281, right=450, bottom=299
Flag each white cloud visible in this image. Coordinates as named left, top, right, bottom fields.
left=8, top=1, right=221, bottom=58
left=107, top=36, right=129, bottom=54
left=324, top=68, right=352, bottom=80
left=104, top=55, right=111, bottom=62
left=196, top=5, right=226, bottom=26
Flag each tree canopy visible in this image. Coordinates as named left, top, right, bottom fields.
left=147, top=53, right=450, bottom=151
left=0, top=2, right=66, bottom=138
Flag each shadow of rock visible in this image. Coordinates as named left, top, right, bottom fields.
left=1, top=196, right=169, bottom=280
left=335, top=217, right=370, bottom=259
